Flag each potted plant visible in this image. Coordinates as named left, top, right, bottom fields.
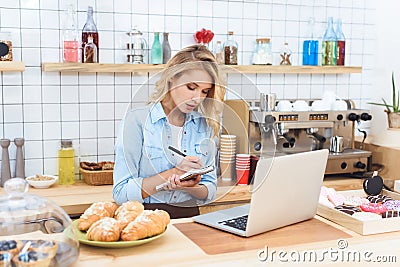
left=369, top=72, right=400, bottom=128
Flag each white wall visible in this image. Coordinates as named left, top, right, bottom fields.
left=371, top=0, right=400, bottom=144
left=0, top=0, right=375, bottom=177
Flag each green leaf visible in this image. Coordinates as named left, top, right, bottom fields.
left=392, top=72, right=397, bottom=112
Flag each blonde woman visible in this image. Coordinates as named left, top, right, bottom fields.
left=113, top=45, right=226, bottom=214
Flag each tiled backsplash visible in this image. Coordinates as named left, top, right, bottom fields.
left=0, top=0, right=374, bottom=177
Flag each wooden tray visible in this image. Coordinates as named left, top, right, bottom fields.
left=317, top=189, right=400, bottom=235
left=174, top=219, right=351, bottom=255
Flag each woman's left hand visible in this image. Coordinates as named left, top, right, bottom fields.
left=162, top=174, right=201, bottom=191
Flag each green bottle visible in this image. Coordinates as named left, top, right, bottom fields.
left=151, top=32, right=163, bottom=64
left=322, top=17, right=337, bottom=66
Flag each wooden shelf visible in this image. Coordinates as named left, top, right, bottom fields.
left=41, top=62, right=361, bottom=74
left=41, top=63, right=165, bottom=73
left=0, top=61, right=25, bottom=72
left=222, top=65, right=362, bottom=74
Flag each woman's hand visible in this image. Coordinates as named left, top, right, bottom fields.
left=176, top=156, right=202, bottom=173
left=161, top=174, right=201, bottom=191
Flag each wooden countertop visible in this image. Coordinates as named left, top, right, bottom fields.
left=0, top=176, right=363, bottom=216
left=72, top=216, right=400, bottom=267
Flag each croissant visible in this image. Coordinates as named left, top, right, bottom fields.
left=114, top=201, right=145, bottom=229
left=86, top=217, right=122, bottom=242
left=121, top=210, right=170, bottom=241
left=78, top=202, right=119, bottom=231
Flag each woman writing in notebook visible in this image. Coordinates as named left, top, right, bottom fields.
left=113, top=45, right=226, bottom=207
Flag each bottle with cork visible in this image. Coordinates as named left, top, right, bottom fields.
left=81, top=6, right=99, bottom=63
left=223, top=31, right=238, bottom=65
left=58, top=139, right=75, bottom=185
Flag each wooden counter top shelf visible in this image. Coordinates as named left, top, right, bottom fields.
left=2, top=180, right=400, bottom=266
left=0, top=61, right=25, bottom=72
left=41, top=62, right=362, bottom=74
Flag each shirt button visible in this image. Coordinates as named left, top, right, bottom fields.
left=184, top=150, right=187, bottom=153
left=184, top=131, right=187, bottom=134
left=174, top=196, right=177, bottom=199
left=168, top=136, right=171, bottom=139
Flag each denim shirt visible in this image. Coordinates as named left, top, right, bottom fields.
left=113, top=102, right=217, bottom=205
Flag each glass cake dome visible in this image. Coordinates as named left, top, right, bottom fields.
left=0, top=178, right=79, bottom=266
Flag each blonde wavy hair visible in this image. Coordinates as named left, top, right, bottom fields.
left=149, top=44, right=226, bottom=137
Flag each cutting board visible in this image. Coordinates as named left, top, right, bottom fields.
left=174, top=218, right=352, bottom=255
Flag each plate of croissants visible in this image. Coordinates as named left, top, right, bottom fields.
left=64, top=201, right=170, bottom=248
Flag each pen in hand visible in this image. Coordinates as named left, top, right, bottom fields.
left=168, top=145, right=187, bottom=157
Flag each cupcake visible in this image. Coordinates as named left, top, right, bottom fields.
left=0, top=240, right=22, bottom=257
left=25, top=240, right=58, bottom=259
left=12, top=250, right=51, bottom=267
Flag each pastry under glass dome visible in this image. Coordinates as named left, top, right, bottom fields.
left=0, top=178, right=79, bottom=266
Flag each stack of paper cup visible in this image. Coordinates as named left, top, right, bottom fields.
left=219, top=135, right=236, bottom=180
left=236, top=154, right=251, bottom=185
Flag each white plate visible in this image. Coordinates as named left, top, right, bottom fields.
left=25, top=175, right=58, bottom=189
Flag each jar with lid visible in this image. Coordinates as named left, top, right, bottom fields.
left=0, top=32, right=12, bottom=61
left=223, top=31, right=238, bottom=65
left=0, top=178, right=79, bottom=266
left=58, top=139, right=75, bottom=185
left=126, top=27, right=147, bottom=64
left=252, top=38, right=272, bottom=65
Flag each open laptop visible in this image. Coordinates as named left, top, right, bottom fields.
left=193, top=149, right=329, bottom=237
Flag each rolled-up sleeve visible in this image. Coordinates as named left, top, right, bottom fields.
left=113, top=110, right=145, bottom=204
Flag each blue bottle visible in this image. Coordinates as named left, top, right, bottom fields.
left=302, top=17, right=318, bottom=66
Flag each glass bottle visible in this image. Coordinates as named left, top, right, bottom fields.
left=335, top=18, right=346, bottom=66
left=162, top=32, right=171, bottom=64
left=302, top=17, right=318, bottom=66
left=58, top=139, right=75, bottom=185
left=279, top=42, right=292, bottom=65
left=84, top=35, right=97, bottom=63
left=223, top=31, right=238, bottom=65
left=151, top=32, right=163, bottom=64
left=214, top=41, right=224, bottom=64
left=322, top=17, right=337, bottom=66
left=62, top=4, right=80, bottom=62
left=81, top=6, right=99, bottom=63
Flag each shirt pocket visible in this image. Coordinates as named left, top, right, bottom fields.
left=143, top=145, right=166, bottom=173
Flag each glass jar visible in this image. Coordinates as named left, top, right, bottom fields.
left=252, top=38, right=272, bottom=65
left=0, top=32, right=12, bottom=61
left=126, top=27, right=147, bottom=64
left=58, top=140, right=75, bottom=185
left=0, top=178, right=79, bottom=266
left=223, top=31, right=238, bottom=65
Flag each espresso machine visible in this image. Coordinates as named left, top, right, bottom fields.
left=222, top=98, right=373, bottom=175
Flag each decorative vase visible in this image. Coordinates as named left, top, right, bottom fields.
left=387, top=112, right=400, bottom=129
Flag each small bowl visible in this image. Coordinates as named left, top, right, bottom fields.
left=25, top=175, right=58, bottom=189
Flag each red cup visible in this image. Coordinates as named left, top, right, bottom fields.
left=236, top=168, right=250, bottom=185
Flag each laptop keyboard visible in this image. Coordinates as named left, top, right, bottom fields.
left=218, top=215, right=248, bottom=231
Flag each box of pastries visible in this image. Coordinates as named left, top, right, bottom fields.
left=317, top=186, right=400, bottom=235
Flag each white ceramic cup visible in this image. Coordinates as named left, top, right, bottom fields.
left=292, top=100, right=310, bottom=111
left=277, top=100, right=293, bottom=111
